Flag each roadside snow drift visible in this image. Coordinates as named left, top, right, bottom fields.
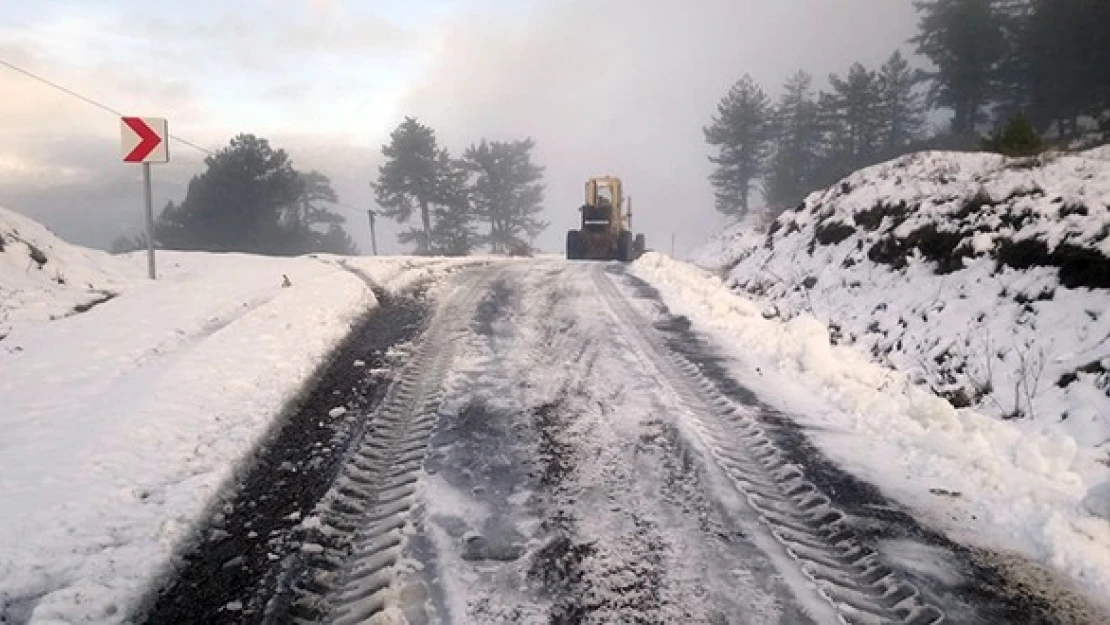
left=1, top=208, right=139, bottom=336
left=662, top=146, right=1110, bottom=611
left=0, top=207, right=480, bottom=623
left=633, top=252, right=1110, bottom=615
left=694, top=147, right=1110, bottom=450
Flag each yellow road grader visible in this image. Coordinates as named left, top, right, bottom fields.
left=565, top=176, right=646, bottom=261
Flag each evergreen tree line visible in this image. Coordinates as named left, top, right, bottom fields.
left=371, top=117, right=547, bottom=256
left=113, top=133, right=359, bottom=256
left=706, top=0, right=1110, bottom=219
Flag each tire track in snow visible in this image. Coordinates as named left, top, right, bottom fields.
left=519, top=265, right=680, bottom=625
left=528, top=382, right=675, bottom=625
left=142, top=284, right=431, bottom=624
left=418, top=263, right=673, bottom=624
left=276, top=267, right=497, bottom=624
left=618, top=270, right=1110, bottom=625
left=407, top=262, right=746, bottom=624
left=591, top=265, right=945, bottom=625
left=428, top=263, right=795, bottom=624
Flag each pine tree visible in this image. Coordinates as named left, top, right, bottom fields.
left=981, top=112, right=1042, bottom=156
left=877, top=51, right=927, bottom=156
left=822, top=63, right=884, bottom=175
left=429, top=155, right=477, bottom=256
left=316, top=223, right=360, bottom=255
left=427, top=200, right=477, bottom=256
left=372, top=117, right=451, bottom=254
left=461, top=138, right=548, bottom=253
left=992, top=0, right=1035, bottom=125
left=155, top=135, right=354, bottom=255
left=1020, top=0, right=1110, bottom=137
left=764, top=71, right=823, bottom=212
left=156, top=134, right=303, bottom=254
left=704, top=75, right=771, bottom=218
left=281, top=170, right=358, bottom=256
left=292, top=171, right=343, bottom=229
left=912, top=0, right=1006, bottom=137
left=1098, top=3, right=1110, bottom=127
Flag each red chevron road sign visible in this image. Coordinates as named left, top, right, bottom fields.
left=120, top=117, right=168, bottom=163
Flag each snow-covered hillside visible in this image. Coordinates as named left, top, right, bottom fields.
left=694, top=147, right=1110, bottom=451
left=0, top=206, right=486, bottom=623
left=0, top=208, right=139, bottom=337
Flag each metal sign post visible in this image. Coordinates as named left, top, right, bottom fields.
left=367, top=209, right=379, bottom=256
left=142, top=162, right=155, bottom=278
left=120, top=116, right=169, bottom=279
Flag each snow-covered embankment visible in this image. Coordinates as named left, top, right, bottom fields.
left=635, top=146, right=1110, bottom=611
left=0, top=207, right=468, bottom=623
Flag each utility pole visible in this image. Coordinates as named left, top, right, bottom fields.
left=671, top=233, right=675, bottom=257
left=367, top=208, right=379, bottom=256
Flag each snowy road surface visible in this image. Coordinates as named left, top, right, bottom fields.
left=5, top=250, right=1109, bottom=624
left=146, top=260, right=1106, bottom=624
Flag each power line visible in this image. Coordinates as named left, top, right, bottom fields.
left=332, top=201, right=376, bottom=218
left=2, top=55, right=374, bottom=213
left=0, top=57, right=122, bottom=116
left=166, top=134, right=213, bottom=156
left=0, top=56, right=213, bottom=156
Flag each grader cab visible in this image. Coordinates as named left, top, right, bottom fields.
left=565, top=176, right=645, bottom=261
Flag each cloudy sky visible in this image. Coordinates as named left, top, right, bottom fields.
left=0, top=0, right=919, bottom=256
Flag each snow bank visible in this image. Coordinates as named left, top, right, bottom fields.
left=0, top=252, right=373, bottom=623
left=0, top=207, right=140, bottom=335
left=694, top=148, right=1110, bottom=450
left=632, top=251, right=1110, bottom=611
left=0, top=210, right=483, bottom=623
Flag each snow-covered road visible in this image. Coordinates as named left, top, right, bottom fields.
left=5, top=243, right=1108, bottom=623
left=155, top=260, right=1105, bottom=624
left=354, top=261, right=835, bottom=624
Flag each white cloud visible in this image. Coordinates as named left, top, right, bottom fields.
left=0, top=154, right=96, bottom=187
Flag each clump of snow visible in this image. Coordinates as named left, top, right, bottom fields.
left=328, top=406, right=348, bottom=418
left=693, top=148, right=1110, bottom=450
